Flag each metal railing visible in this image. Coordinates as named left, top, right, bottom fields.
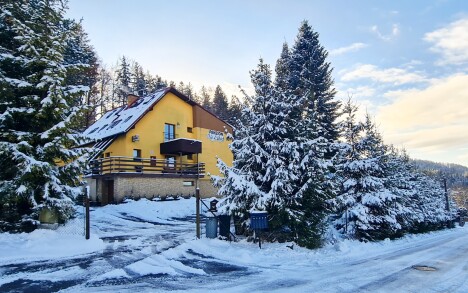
left=90, top=156, right=205, bottom=177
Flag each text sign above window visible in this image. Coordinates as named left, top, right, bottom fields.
left=207, top=130, right=224, bottom=142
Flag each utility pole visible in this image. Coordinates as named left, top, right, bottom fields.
left=444, top=178, right=450, bottom=212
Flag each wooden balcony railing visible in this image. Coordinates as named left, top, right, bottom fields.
left=89, top=156, right=205, bottom=177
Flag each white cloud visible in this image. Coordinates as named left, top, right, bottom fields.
left=376, top=74, right=468, bottom=166
left=340, top=64, right=426, bottom=85
left=337, top=85, right=376, bottom=99
left=330, top=43, right=368, bottom=56
left=370, top=24, right=400, bottom=41
left=424, top=18, right=468, bottom=65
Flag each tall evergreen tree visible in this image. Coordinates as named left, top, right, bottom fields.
left=333, top=107, right=401, bottom=241
left=384, top=147, right=416, bottom=235
left=280, top=21, right=341, bottom=246
left=130, top=61, right=146, bottom=97
left=144, top=71, right=167, bottom=94
left=0, top=0, right=90, bottom=231
left=275, top=42, right=291, bottom=91
left=227, top=95, right=243, bottom=125
left=215, top=58, right=331, bottom=248
left=177, top=81, right=200, bottom=103
left=212, top=85, right=229, bottom=119
left=215, top=60, right=296, bottom=214
left=287, top=21, right=340, bottom=143
left=62, top=18, right=98, bottom=129
left=200, top=86, right=212, bottom=111
left=115, top=55, right=131, bottom=106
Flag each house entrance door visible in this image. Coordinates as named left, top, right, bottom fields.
left=107, top=180, right=114, bottom=203
left=102, top=179, right=114, bottom=205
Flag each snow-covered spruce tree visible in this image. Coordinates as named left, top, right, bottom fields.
left=214, top=59, right=304, bottom=240
left=384, top=146, right=456, bottom=234
left=384, top=147, right=420, bottom=235
left=333, top=108, right=401, bottom=241
left=274, top=42, right=291, bottom=91
left=332, top=99, right=363, bottom=237
left=287, top=21, right=340, bottom=144
left=0, top=0, right=90, bottom=232
left=410, top=171, right=456, bottom=232
left=215, top=56, right=332, bottom=248
left=62, top=18, right=99, bottom=130
left=276, top=21, right=340, bottom=247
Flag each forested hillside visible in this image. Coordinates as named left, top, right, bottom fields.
left=412, top=159, right=468, bottom=187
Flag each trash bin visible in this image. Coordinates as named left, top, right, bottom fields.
left=206, top=217, right=218, bottom=238
left=218, top=215, right=231, bottom=238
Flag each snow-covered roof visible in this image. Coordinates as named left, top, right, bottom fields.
left=83, top=88, right=167, bottom=141
left=83, top=87, right=232, bottom=143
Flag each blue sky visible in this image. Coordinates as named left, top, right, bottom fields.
left=66, top=0, right=468, bottom=166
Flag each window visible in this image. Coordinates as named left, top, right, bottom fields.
left=124, top=115, right=133, bottom=123
left=187, top=154, right=193, bottom=160
left=165, top=155, right=175, bottom=168
left=105, top=152, right=111, bottom=158
left=183, top=181, right=194, bottom=186
left=99, top=124, right=108, bottom=131
left=164, top=123, right=175, bottom=141
left=133, top=149, right=141, bottom=161
left=187, top=127, right=193, bottom=133
left=109, top=119, right=122, bottom=129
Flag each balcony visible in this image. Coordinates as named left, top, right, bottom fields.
left=89, top=156, right=205, bottom=178
left=160, top=138, right=202, bottom=155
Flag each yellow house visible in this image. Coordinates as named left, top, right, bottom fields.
left=83, top=87, right=233, bottom=205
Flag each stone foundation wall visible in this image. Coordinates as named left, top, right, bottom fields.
left=86, top=176, right=221, bottom=204
left=198, top=179, right=219, bottom=198
left=113, top=177, right=195, bottom=202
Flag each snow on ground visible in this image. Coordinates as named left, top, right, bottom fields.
left=0, top=198, right=467, bottom=292
left=0, top=224, right=104, bottom=265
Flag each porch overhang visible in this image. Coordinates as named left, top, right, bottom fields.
left=160, top=138, right=202, bottom=155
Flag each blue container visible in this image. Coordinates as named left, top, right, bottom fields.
left=206, top=217, right=218, bottom=238
left=250, top=211, right=268, bottom=230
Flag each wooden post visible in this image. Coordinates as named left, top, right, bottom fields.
left=85, top=195, right=90, bottom=240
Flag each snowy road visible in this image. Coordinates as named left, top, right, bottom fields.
left=0, top=199, right=466, bottom=292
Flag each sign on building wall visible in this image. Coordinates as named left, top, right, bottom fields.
left=207, top=130, right=224, bottom=142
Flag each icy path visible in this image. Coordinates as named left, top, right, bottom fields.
left=0, top=199, right=466, bottom=292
